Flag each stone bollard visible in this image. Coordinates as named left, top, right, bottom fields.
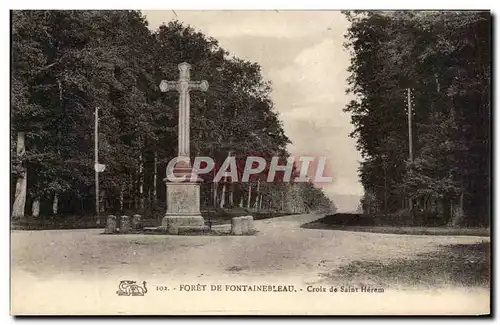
left=242, top=215, right=255, bottom=233
left=132, top=214, right=142, bottom=231
left=104, top=215, right=117, bottom=234
left=119, top=215, right=131, bottom=234
left=231, top=217, right=244, bottom=235
left=231, top=216, right=255, bottom=235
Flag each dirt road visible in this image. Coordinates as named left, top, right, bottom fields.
left=11, top=214, right=490, bottom=315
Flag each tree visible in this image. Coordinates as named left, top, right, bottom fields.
left=344, top=11, right=490, bottom=226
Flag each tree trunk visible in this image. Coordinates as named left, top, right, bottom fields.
left=12, top=132, right=27, bottom=219
left=132, top=176, right=139, bottom=210
left=431, top=197, right=437, bottom=213
left=220, top=182, right=226, bottom=208
left=139, top=154, right=144, bottom=209
left=229, top=184, right=234, bottom=207
left=32, top=197, right=40, bottom=218
left=254, top=179, right=260, bottom=209
left=134, top=168, right=138, bottom=209
left=384, top=171, right=388, bottom=215
left=120, top=184, right=124, bottom=212
left=247, top=183, right=252, bottom=209
left=239, top=193, right=244, bottom=208
left=450, top=192, right=465, bottom=227
left=281, top=191, right=285, bottom=212
left=53, top=80, right=62, bottom=217
left=213, top=182, right=218, bottom=207
left=100, top=190, right=105, bottom=213
left=153, top=151, right=157, bottom=203
left=130, top=174, right=134, bottom=209
left=52, top=193, right=59, bottom=215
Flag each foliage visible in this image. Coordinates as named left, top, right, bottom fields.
left=11, top=10, right=334, bottom=219
left=343, top=11, right=490, bottom=226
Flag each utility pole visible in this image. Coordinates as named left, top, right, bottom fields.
left=407, top=88, right=413, bottom=214
left=407, top=88, right=413, bottom=162
left=95, top=106, right=100, bottom=225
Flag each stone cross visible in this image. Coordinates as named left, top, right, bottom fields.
left=159, top=62, right=209, bottom=159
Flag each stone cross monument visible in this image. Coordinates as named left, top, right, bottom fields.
left=158, top=62, right=209, bottom=234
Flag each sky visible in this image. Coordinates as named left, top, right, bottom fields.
left=142, top=10, right=364, bottom=211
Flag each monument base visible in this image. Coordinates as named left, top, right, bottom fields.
left=158, top=215, right=206, bottom=234
left=160, top=180, right=205, bottom=235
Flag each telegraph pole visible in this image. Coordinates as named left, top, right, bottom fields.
left=407, top=88, right=413, bottom=213
left=95, top=106, right=100, bottom=225
left=407, top=88, right=413, bottom=162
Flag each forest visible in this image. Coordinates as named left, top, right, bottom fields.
left=344, top=11, right=491, bottom=226
left=11, top=10, right=336, bottom=224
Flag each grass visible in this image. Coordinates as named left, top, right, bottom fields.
left=321, top=242, right=491, bottom=289
left=301, top=222, right=490, bottom=237
left=11, top=215, right=103, bottom=230
left=302, top=213, right=490, bottom=237
left=11, top=208, right=294, bottom=231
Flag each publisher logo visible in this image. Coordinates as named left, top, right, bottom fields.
left=116, top=280, right=148, bottom=296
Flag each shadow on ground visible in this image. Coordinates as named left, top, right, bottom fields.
left=320, top=242, right=490, bottom=288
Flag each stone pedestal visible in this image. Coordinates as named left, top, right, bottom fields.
left=159, top=181, right=205, bottom=234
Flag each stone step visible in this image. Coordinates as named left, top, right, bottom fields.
left=142, top=226, right=211, bottom=235
left=141, top=227, right=161, bottom=234
left=177, top=225, right=210, bottom=235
